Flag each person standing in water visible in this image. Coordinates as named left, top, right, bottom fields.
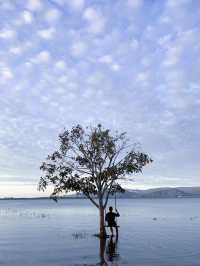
left=105, top=206, right=120, bottom=236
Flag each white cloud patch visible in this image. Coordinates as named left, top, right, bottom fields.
left=83, top=7, right=105, bottom=34
left=127, top=0, right=143, bottom=9
left=131, top=38, right=139, bottom=49
left=111, top=64, right=120, bottom=71
left=99, top=55, right=120, bottom=71
left=67, top=0, right=85, bottom=11
left=58, top=75, right=68, bottom=84
left=163, top=45, right=182, bottom=66
left=45, top=8, right=61, bottom=23
left=27, top=0, right=42, bottom=11
left=9, top=46, right=23, bottom=55
left=0, top=28, right=16, bottom=39
left=99, top=55, right=113, bottom=64
left=159, top=15, right=172, bottom=24
left=0, top=66, right=13, bottom=82
left=136, top=71, right=149, bottom=82
left=21, top=11, right=33, bottom=24
left=166, top=0, right=189, bottom=8
left=158, top=34, right=172, bottom=47
left=55, top=60, right=67, bottom=71
left=37, top=27, right=55, bottom=39
left=162, top=29, right=197, bottom=67
left=33, top=51, right=51, bottom=63
left=70, top=41, right=87, bottom=57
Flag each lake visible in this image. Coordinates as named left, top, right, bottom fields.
left=0, top=198, right=200, bottom=266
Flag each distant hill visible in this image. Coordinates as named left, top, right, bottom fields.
left=64, top=187, right=200, bottom=199
left=116, top=187, right=200, bottom=199
left=1, top=187, right=200, bottom=200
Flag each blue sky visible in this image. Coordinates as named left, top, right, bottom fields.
left=0, top=0, right=200, bottom=197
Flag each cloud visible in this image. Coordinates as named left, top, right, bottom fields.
left=98, top=54, right=121, bottom=71
left=0, top=66, right=13, bottom=82
left=163, top=45, right=182, bottom=66
left=131, top=39, right=139, bottom=49
left=33, top=51, right=51, bottom=63
left=21, top=11, right=33, bottom=24
left=111, top=64, right=120, bottom=71
left=136, top=71, right=149, bottom=82
left=166, top=0, right=189, bottom=8
left=0, top=0, right=200, bottom=193
left=27, top=0, right=42, bottom=11
left=0, top=28, right=16, bottom=39
left=99, top=55, right=113, bottom=64
left=162, top=29, right=198, bottom=67
left=9, top=41, right=32, bottom=56
left=55, top=60, right=67, bottom=71
left=159, top=15, right=172, bottom=24
left=0, top=1, right=14, bottom=10
left=9, top=46, right=22, bottom=55
left=37, top=27, right=55, bottom=39
left=70, top=41, right=87, bottom=57
left=127, top=0, right=143, bottom=9
left=58, top=75, right=68, bottom=84
left=158, top=34, right=172, bottom=47
left=67, top=0, right=85, bottom=11
left=99, top=55, right=120, bottom=71
left=45, top=8, right=61, bottom=23
left=83, top=7, right=105, bottom=34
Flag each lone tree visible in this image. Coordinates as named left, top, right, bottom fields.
left=39, top=124, right=152, bottom=238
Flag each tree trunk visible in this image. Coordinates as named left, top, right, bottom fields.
left=99, top=206, right=106, bottom=238
left=99, top=237, right=106, bottom=264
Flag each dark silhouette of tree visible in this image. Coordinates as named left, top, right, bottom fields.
left=39, top=124, right=152, bottom=238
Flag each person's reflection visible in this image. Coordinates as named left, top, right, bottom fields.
left=106, top=235, right=119, bottom=262
left=98, top=235, right=120, bottom=265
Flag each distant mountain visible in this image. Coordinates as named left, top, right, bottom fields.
left=116, top=187, right=200, bottom=198
left=1, top=187, right=200, bottom=200
left=64, top=187, right=200, bottom=199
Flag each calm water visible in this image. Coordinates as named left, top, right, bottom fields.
left=0, top=198, right=200, bottom=266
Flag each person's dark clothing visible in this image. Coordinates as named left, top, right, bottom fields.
left=105, top=212, right=120, bottom=227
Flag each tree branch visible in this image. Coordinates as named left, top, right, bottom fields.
left=84, top=192, right=99, bottom=208
left=103, top=179, right=115, bottom=209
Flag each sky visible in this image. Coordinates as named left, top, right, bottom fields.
left=0, top=0, right=200, bottom=197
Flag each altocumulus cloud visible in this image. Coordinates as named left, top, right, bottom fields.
left=0, top=0, right=200, bottom=196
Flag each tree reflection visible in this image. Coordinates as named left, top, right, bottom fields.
left=75, top=235, right=120, bottom=266
left=98, top=235, right=120, bottom=265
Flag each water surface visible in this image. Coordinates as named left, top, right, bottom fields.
left=0, top=198, right=200, bottom=266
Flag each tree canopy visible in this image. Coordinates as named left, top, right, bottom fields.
left=39, top=124, right=153, bottom=209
